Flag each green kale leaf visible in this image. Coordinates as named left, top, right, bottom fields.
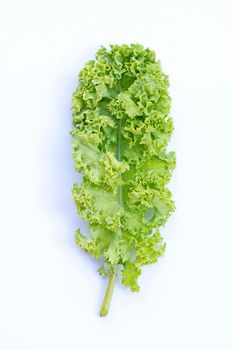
left=71, top=44, right=176, bottom=316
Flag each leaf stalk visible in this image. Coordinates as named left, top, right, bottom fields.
left=100, top=266, right=118, bottom=317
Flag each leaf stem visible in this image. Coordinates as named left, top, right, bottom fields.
left=100, top=116, right=123, bottom=317
left=100, top=266, right=118, bottom=317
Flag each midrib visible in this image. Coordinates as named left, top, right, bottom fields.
left=117, top=117, right=123, bottom=208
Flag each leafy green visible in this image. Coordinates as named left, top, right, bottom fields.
left=71, top=44, right=176, bottom=316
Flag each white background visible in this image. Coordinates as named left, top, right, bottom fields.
left=0, top=0, right=233, bottom=349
